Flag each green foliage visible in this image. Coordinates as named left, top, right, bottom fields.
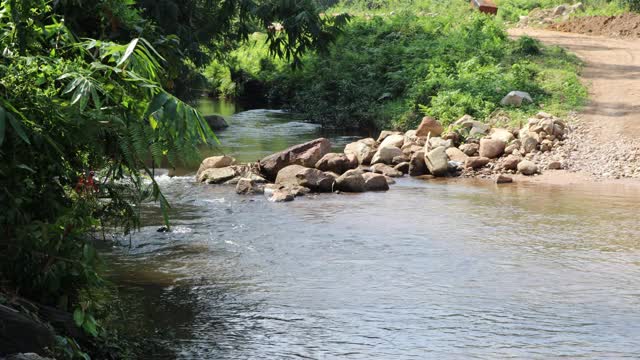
left=235, top=3, right=586, bottom=130
left=0, top=2, right=216, bottom=355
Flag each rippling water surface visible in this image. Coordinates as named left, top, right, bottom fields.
left=106, top=107, right=640, bottom=359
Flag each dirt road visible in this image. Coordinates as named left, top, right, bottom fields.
left=508, top=28, right=640, bottom=182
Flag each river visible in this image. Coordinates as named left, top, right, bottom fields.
left=104, top=101, right=640, bottom=359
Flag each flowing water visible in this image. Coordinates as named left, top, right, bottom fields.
left=105, top=102, right=640, bottom=359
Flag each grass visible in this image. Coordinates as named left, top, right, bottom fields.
left=204, top=0, right=591, bottom=131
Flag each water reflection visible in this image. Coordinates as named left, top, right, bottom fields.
left=107, top=174, right=640, bottom=359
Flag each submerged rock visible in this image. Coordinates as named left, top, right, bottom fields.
left=204, top=114, right=229, bottom=130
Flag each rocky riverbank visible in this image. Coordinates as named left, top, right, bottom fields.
left=195, top=110, right=585, bottom=202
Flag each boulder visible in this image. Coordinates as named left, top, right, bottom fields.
left=0, top=305, right=55, bottom=356
left=235, top=178, right=264, bottom=195
left=465, top=156, right=491, bottom=169
left=394, top=162, right=410, bottom=174
left=275, top=165, right=334, bottom=192
left=376, top=131, right=402, bottom=143
left=445, top=147, right=469, bottom=163
left=459, top=143, right=480, bottom=156
left=424, top=146, right=449, bottom=177
left=496, top=175, right=513, bottom=184
left=427, top=137, right=453, bottom=151
left=344, top=140, right=377, bottom=165
left=503, top=155, right=521, bottom=171
left=362, top=173, right=389, bottom=191
left=204, top=115, right=229, bottom=130
left=197, top=167, right=237, bottom=184
left=371, top=163, right=403, bottom=178
left=490, top=128, right=515, bottom=144
left=521, top=135, right=539, bottom=154
left=401, top=143, right=423, bottom=156
left=196, top=155, right=236, bottom=179
left=315, top=153, right=357, bottom=174
left=269, top=189, right=295, bottom=202
left=391, top=155, right=409, bottom=165
left=415, top=116, right=444, bottom=137
left=335, top=170, right=366, bottom=192
left=500, top=91, right=533, bottom=107
left=371, top=146, right=403, bottom=165
left=517, top=160, right=539, bottom=175
left=479, top=138, right=506, bottom=159
left=379, top=134, right=405, bottom=149
left=404, top=130, right=419, bottom=144
left=259, top=138, right=331, bottom=180
left=409, top=150, right=427, bottom=177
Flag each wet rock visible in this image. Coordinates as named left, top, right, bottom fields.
left=445, top=147, right=469, bottom=163
left=496, top=175, right=514, bottom=184
left=235, top=178, right=264, bottom=195
left=335, top=170, right=366, bottom=192
left=371, top=163, right=403, bottom=178
left=394, top=162, right=410, bottom=174
left=409, top=150, right=427, bottom=176
left=275, top=165, right=334, bottom=192
left=315, top=153, right=358, bottom=174
left=379, top=134, right=405, bottom=149
left=500, top=91, right=533, bottom=107
left=204, top=115, right=229, bottom=130
left=479, top=138, right=506, bottom=159
left=197, top=167, right=237, bottom=184
left=425, top=146, right=449, bottom=177
left=517, top=160, right=539, bottom=175
left=344, top=139, right=377, bottom=165
left=371, top=146, right=403, bottom=165
left=459, top=143, right=480, bottom=156
left=269, top=189, right=295, bottom=202
left=362, top=173, right=389, bottom=191
left=415, top=116, right=444, bottom=137
left=465, top=156, right=491, bottom=169
left=259, top=138, right=331, bottom=180
left=196, top=155, right=237, bottom=179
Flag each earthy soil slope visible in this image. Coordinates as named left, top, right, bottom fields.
left=509, top=28, right=640, bottom=180
left=549, top=13, right=640, bottom=39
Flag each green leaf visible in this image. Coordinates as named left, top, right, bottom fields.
left=73, top=308, right=85, bottom=327
left=117, top=38, right=139, bottom=67
left=144, top=92, right=169, bottom=119
left=0, top=106, right=5, bottom=146
left=7, top=113, right=30, bottom=144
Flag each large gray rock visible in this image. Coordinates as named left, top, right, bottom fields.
left=196, top=155, right=236, bottom=179
left=379, top=134, right=405, bottom=149
left=415, top=116, right=444, bottom=137
left=371, top=146, right=403, bottom=165
left=426, top=137, right=453, bottom=151
left=344, top=140, right=377, bottom=165
left=376, top=131, right=402, bottom=143
left=517, top=160, right=539, bottom=175
left=479, top=138, right=506, bottom=159
left=424, top=146, right=449, bottom=177
left=235, top=178, right=264, bottom=195
left=275, top=165, right=334, bottom=192
left=409, top=150, right=427, bottom=176
left=362, top=173, right=389, bottom=191
left=269, top=189, right=295, bottom=202
left=315, top=153, right=357, bottom=174
left=335, top=170, right=366, bottom=192
left=260, top=138, right=331, bottom=180
left=204, top=115, right=229, bottom=130
left=197, top=167, right=237, bottom=184
left=500, top=91, right=533, bottom=107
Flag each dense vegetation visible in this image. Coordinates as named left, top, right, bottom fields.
left=0, top=0, right=339, bottom=358
left=211, top=0, right=589, bottom=130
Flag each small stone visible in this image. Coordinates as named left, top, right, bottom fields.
left=517, top=160, right=538, bottom=175
left=547, top=161, right=562, bottom=170
left=496, top=175, right=513, bottom=184
left=465, top=156, right=491, bottom=169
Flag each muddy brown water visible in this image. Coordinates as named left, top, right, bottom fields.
left=105, top=107, right=640, bottom=359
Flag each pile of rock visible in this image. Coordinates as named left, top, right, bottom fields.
left=517, top=2, right=584, bottom=27
left=195, top=111, right=571, bottom=201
